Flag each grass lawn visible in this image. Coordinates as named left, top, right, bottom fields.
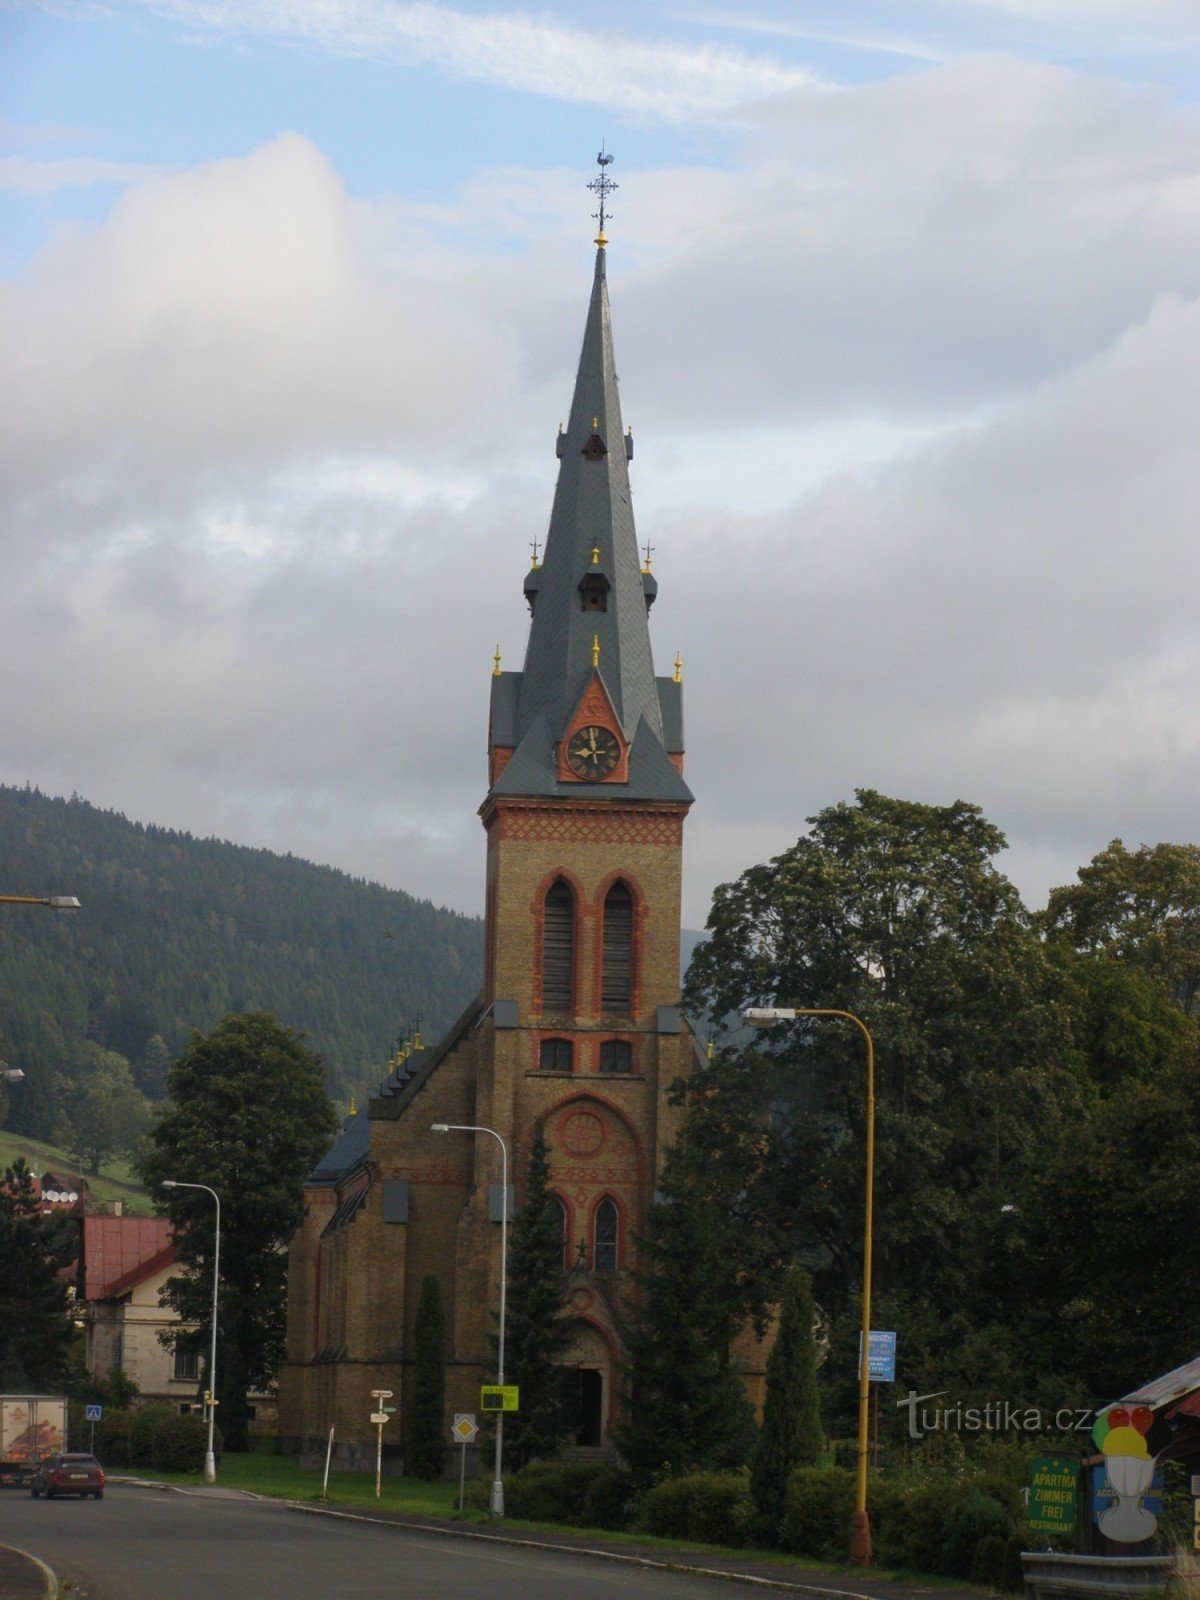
left=115, top=1441, right=906, bottom=1576
left=0, top=1128, right=151, bottom=1213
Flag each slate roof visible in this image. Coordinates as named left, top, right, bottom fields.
left=487, top=244, right=692, bottom=809
left=79, top=1214, right=174, bottom=1301
left=309, top=1104, right=371, bottom=1184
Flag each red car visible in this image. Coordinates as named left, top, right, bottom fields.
left=29, top=1453, right=105, bottom=1500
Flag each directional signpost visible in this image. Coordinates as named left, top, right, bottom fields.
left=453, top=1414, right=478, bottom=1510
left=370, top=1390, right=394, bottom=1501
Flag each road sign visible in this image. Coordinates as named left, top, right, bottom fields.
left=84, top=1404, right=102, bottom=1422
left=857, top=1330, right=896, bottom=1383
left=480, top=1385, right=519, bottom=1412
left=370, top=1389, right=393, bottom=1399
left=370, top=1411, right=390, bottom=1426
left=452, top=1414, right=478, bottom=1443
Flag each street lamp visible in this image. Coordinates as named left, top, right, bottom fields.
left=744, top=1005, right=876, bottom=1568
left=0, top=895, right=81, bottom=912
left=161, top=1180, right=221, bottom=1485
left=431, top=1121, right=508, bottom=1517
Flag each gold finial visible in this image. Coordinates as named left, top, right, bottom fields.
left=588, top=146, right=616, bottom=246
left=348, top=1094, right=357, bottom=1117
left=529, top=537, right=541, bottom=569
left=493, top=645, right=501, bottom=677
left=592, top=416, right=598, bottom=431
left=642, top=540, right=654, bottom=573
left=591, top=545, right=600, bottom=565
left=413, top=1029, right=423, bottom=1052
left=592, top=633, right=600, bottom=668
left=674, top=651, right=682, bottom=684
left=706, top=1039, right=714, bottom=1060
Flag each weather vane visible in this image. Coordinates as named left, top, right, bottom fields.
left=587, top=146, right=617, bottom=241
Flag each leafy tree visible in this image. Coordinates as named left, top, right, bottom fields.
left=615, top=1140, right=757, bottom=1487
left=0, top=1158, right=75, bottom=1390
left=60, top=1044, right=149, bottom=1175
left=683, top=790, right=1084, bottom=1394
left=750, top=1266, right=823, bottom=1533
left=407, top=1274, right=447, bottom=1480
left=499, top=1122, right=574, bottom=1468
left=1043, top=839, right=1200, bottom=1014
left=140, top=1012, right=336, bottom=1449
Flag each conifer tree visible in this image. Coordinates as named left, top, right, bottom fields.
left=499, top=1121, right=574, bottom=1468
left=750, top=1266, right=823, bottom=1534
left=0, top=1159, right=75, bottom=1390
left=407, top=1273, right=447, bottom=1479
left=615, top=1143, right=757, bottom=1487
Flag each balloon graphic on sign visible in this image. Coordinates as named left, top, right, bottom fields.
left=1091, top=1404, right=1169, bottom=1543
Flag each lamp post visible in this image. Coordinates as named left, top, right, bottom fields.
left=161, top=1180, right=221, bottom=1484
left=431, top=1121, right=508, bottom=1516
left=743, top=1005, right=876, bottom=1567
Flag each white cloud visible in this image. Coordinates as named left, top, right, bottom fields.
left=0, top=155, right=163, bottom=194
left=137, top=0, right=822, bottom=119
left=1, top=54, right=1197, bottom=924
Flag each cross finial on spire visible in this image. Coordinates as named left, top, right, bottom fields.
left=588, top=146, right=616, bottom=246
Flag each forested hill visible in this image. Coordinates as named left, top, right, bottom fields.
left=0, top=785, right=482, bottom=1139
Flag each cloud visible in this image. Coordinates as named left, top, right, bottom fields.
left=0, top=155, right=163, bottom=194
left=137, top=0, right=822, bottom=119
left=1, top=55, right=1197, bottom=923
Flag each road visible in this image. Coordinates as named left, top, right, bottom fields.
left=0, top=1483, right=760, bottom=1600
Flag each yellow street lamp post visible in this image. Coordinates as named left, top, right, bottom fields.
left=743, top=1005, right=876, bottom=1568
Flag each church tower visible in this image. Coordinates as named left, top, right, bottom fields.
left=278, top=159, right=704, bottom=1464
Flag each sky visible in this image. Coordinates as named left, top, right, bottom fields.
left=2, top=0, right=1198, bottom=931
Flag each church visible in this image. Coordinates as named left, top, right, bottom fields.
left=277, top=163, right=763, bottom=1468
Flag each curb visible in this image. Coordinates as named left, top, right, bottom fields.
left=0, top=1540, right=58, bottom=1600
left=281, top=1500, right=879, bottom=1600
left=113, top=1478, right=888, bottom=1600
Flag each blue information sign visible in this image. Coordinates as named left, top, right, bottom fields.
left=84, top=1404, right=102, bottom=1422
left=858, top=1330, right=897, bottom=1383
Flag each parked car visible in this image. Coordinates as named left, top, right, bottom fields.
left=29, top=1453, right=105, bottom=1500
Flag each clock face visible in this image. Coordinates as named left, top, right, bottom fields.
left=566, top=725, right=621, bottom=780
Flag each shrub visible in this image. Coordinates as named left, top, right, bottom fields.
left=129, top=1404, right=176, bottom=1468
left=780, top=1465, right=856, bottom=1562
left=94, top=1409, right=132, bottom=1467
left=499, top=1460, right=632, bottom=1528
left=638, top=1471, right=752, bottom=1547
left=151, top=1412, right=213, bottom=1474
left=940, top=1489, right=1014, bottom=1579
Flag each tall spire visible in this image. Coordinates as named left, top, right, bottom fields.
left=484, top=154, right=690, bottom=809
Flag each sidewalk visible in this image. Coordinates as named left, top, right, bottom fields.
left=0, top=1542, right=53, bottom=1600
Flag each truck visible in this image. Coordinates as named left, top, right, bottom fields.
left=0, top=1396, right=68, bottom=1487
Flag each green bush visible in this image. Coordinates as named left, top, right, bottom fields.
left=151, top=1412, right=212, bottom=1474
left=94, top=1409, right=132, bottom=1467
left=503, top=1460, right=631, bottom=1528
left=129, top=1404, right=176, bottom=1468
left=940, top=1489, right=1014, bottom=1579
left=581, top=1466, right=633, bottom=1531
left=637, top=1471, right=752, bottom=1547
left=780, top=1465, right=856, bottom=1561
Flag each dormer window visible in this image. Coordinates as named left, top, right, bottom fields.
left=578, top=572, right=610, bottom=613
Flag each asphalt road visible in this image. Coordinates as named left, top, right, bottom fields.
left=0, top=1483, right=762, bottom=1600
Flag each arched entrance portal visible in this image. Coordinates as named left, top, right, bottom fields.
left=560, top=1320, right=611, bottom=1449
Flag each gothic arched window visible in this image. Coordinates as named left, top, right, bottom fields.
left=601, top=880, right=634, bottom=1011
left=542, top=879, right=575, bottom=1012
left=594, top=1198, right=619, bottom=1273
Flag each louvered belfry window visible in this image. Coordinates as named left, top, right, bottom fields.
left=602, top=881, right=633, bottom=1011
left=542, top=878, right=575, bottom=1012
